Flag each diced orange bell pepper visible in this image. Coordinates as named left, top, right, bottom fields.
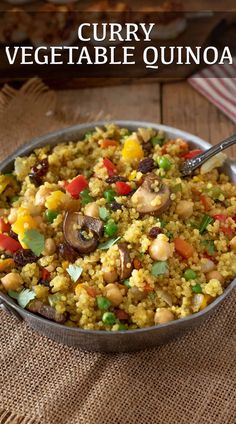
left=174, top=238, right=194, bottom=259
left=100, top=139, right=118, bottom=149
left=86, top=287, right=98, bottom=298
left=0, top=258, right=15, bottom=271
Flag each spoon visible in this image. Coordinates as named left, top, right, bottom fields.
left=181, top=133, right=236, bottom=177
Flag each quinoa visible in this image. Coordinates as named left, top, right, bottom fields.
left=0, top=124, right=235, bottom=331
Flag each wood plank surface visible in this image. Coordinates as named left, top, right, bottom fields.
left=162, top=81, right=236, bottom=159
left=57, top=83, right=161, bottom=122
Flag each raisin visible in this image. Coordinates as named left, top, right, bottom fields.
left=59, top=243, right=78, bottom=262
left=38, top=278, right=50, bottom=288
left=110, top=200, right=123, bottom=211
left=106, top=175, right=127, bottom=184
left=142, top=142, right=153, bottom=155
left=29, top=158, right=49, bottom=186
left=137, top=157, right=155, bottom=174
left=9, top=229, right=19, bottom=241
left=13, top=249, right=38, bottom=266
left=148, top=227, right=162, bottom=238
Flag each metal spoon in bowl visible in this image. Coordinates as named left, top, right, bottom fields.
left=180, top=133, right=236, bottom=177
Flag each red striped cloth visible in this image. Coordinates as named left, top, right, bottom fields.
left=188, top=61, right=236, bottom=123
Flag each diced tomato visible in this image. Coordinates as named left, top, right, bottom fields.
left=66, top=175, right=88, bottom=199
left=103, top=158, right=116, bottom=177
left=0, top=234, right=21, bottom=253
left=116, top=309, right=129, bottom=321
left=0, top=218, right=11, bottom=234
left=86, top=287, right=98, bottom=298
left=213, top=214, right=228, bottom=222
left=41, top=268, right=50, bottom=281
left=182, top=149, right=203, bottom=159
left=100, top=139, right=118, bottom=149
left=115, top=181, right=132, bottom=196
left=174, top=238, right=194, bottom=259
left=200, top=195, right=211, bottom=211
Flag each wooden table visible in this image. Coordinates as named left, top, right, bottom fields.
left=57, top=80, right=236, bottom=158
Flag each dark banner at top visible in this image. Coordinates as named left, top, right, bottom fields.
left=0, top=10, right=235, bottom=80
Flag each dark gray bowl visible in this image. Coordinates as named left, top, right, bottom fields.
left=0, top=120, right=235, bottom=352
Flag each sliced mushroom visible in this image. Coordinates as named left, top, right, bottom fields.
left=131, top=173, right=171, bottom=215
left=118, top=242, right=132, bottom=280
left=63, top=212, right=104, bottom=255
left=28, top=300, right=66, bottom=324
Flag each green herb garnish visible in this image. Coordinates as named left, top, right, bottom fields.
left=80, top=189, right=93, bottom=205
left=22, top=229, right=45, bottom=256
left=199, top=215, right=214, bottom=234
left=8, top=289, right=36, bottom=309
left=201, top=240, right=215, bottom=255
left=151, top=261, right=168, bottom=277
left=66, top=264, right=83, bottom=283
left=98, top=236, right=121, bottom=250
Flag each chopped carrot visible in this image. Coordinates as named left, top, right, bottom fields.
left=86, top=287, right=98, bottom=298
left=200, top=195, right=212, bottom=211
left=174, top=238, right=194, bottom=259
left=143, top=284, right=154, bottom=292
left=0, top=258, right=15, bottom=271
left=100, top=139, right=118, bottom=149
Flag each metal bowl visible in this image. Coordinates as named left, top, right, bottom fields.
left=0, top=120, right=235, bottom=352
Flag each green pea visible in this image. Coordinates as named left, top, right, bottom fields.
left=123, top=279, right=131, bottom=288
left=45, top=209, right=58, bottom=223
left=80, top=189, right=93, bottom=205
left=104, top=189, right=116, bottom=203
left=97, top=296, right=111, bottom=310
left=157, top=156, right=172, bottom=171
left=104, top=220, right=118, bottom=237
left=118, top=323, right=127, bottom=331
left=102, top=312, right=116, bottom=326
left=184, top=269, right=197, bottom=281
left=192, top=283, right=202, bottom=294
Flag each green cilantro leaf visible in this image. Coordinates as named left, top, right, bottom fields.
left=99, top=206, right=110, bottom=221
left=199, top=215, right=214, bottom=234
left=8, top=289, right=36, bottom=309
left=22, top=229, right=45, bottom=256
left=67, top=264, right=83, bottom=283
left=151, top=261, right=168, bottom=277
left=99, top=236, right=121, bottom=250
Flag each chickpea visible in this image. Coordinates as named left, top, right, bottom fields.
left=35, top=186, right=51, bottom=207
left=154, top=308, right=174, bottom=325
left=200, top=258, right=216, bottom=273
left=230, top=236, right=236, bottom=251
left=43, top=238, right=56, bottom=256
left=149, top=235, right=172, bottom=261
left=85, top=202, right=99, bottom=218
left=102, top=266, right=118, bottom=284
left=206, top=270, right=224, bottom=284
left=104, top=283, right=123, bottom=306
left=176, top=200, right=194, bottom=219
left=1, top=272, right=23, bottom=291
left=8, top=208, right=18, bottom=224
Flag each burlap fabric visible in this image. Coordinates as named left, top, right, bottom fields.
left=0, top=80, right=235, bottom=424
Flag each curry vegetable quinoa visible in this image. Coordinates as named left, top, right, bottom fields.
left=0, top=124, right=236, bottom=331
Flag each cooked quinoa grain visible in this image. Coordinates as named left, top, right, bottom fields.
left=0, top=124, right=235, bottom=330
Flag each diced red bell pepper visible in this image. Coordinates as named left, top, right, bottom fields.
left=0, top=218, right=11, bottom=234
left=221, top=226, right=234, bottom=236
left=103, top=158, right=116, bottom=177
left=213, top=214, right=228, bottom=222
left=115, top=181, right=132, bottom=196
left=66, top=175, right=88, bottom=199
left=0, top=234, right=21, bottom=253
left=41, top=268, right=50, bottom=281
left=182, top=149, right=203, bottom=159
left=116, top=309, right=129, bottom=321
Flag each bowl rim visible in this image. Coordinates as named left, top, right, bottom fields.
left=0, top=119, right=235, bottom=336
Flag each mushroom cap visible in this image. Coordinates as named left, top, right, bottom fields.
left=118, top=242, right=132, bottom=280
left=131, top=173, right=171, bottom=215
left=63, top=212, right=104, bottom=255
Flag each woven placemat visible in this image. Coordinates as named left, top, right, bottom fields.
left=0, top=80, right=235, bottom=424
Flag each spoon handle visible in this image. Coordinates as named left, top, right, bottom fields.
left=181, top=133, right=236, bottom=176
